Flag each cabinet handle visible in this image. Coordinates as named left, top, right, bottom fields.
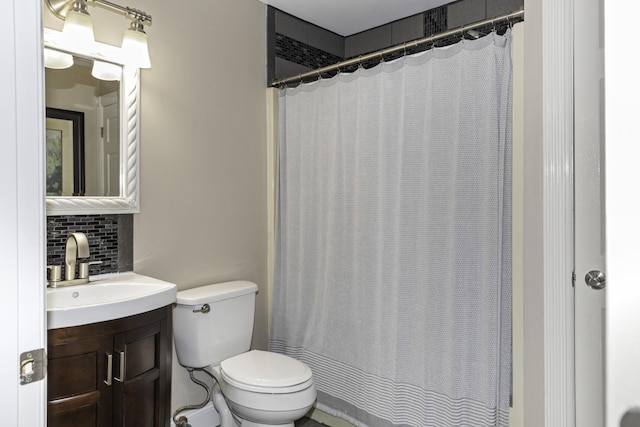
left=104, top=353, right=113, bottom=386
left=114, top=351, right=126, bottom=382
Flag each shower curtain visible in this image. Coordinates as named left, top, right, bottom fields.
left=272, top=31, right=512, bottom=427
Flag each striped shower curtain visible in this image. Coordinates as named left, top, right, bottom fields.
left=272, top=31, right=512, bottom=427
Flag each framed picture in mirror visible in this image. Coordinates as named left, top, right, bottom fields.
left=46, top=107, right=85, bottom=196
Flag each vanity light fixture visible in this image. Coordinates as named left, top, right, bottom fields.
left=44, top=47, right=74, bottom=69
left=91, top=59, right=121, bottom=81
left=121, top=19, right=151, bottom=69
left=61, top=0, right=95, bottom=55
left=46, top=0, right=152, bottom=68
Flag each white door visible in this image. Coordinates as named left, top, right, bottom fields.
left=98, top=92, right=120, bottom=196
left=574, top=0, right=607, bottom=425
left=604, top=1, right=640, bottom=425
left=0, top=0, right=47, bottom=424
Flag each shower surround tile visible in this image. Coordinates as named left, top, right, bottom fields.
left=392, top=13, right=425, bottom=45
left=276, top=10, right=308, bottom=42
left=448, top=0, right=487, bottom=29
left=487, top=0, right=524, bottom=17
left=345, top=24, right=392, bottom=58
left=268, top=0, right=523, bottom=84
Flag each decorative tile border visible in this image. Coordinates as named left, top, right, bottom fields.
left=276, top=34, right=343, bottom=71
left=425, top=6, right=448, bottom=37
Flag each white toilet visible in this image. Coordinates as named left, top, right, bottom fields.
left=173, top=281, right=316, bottom=427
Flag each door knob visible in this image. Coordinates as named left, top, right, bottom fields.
left=621, top=407, right=640, bottom=427
left=585, top=270, right=606, bottom=290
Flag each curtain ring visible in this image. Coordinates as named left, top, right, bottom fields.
left=379, top=52, right=384, bottom=64
left=358, top=56, right=364, bottom=69
left=506, top=16, right=512, bottom=29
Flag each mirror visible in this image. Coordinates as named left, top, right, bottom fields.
left=46, top=56, right=119, bottom=197
left=44, top=28, right=141, bottom=215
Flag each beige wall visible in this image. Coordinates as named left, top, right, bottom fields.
left=510, top=21, right=525, bottom=427
left=522, top=0, right=545, bottom=424
left=131, top=0, right=268, bottom=338
left=45, top=0, right=268, bottom=413
left=131, top=0, right=268, bottom=412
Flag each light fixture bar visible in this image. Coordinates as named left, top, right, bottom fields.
left=88, top=0, right=152, bottom=26
left=46, top=0, right=151, bottom=26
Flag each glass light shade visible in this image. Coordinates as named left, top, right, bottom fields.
left=44, top=48, right=73, bottom=69
left=91, top=60, right=122, bottom=81
left=62, top=9, right=95, bottom=55
left=121, top=29, right=151, bottom=69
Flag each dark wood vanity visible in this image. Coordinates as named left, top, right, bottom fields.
left=47, top=306, right=172, bottom=427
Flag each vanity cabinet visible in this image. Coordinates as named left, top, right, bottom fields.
left=47, top=306, right=172, bottom=427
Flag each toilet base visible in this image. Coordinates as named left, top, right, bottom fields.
left=205, top=364, right=313, bottom=427
left=211, top=375, right=299, bottom=427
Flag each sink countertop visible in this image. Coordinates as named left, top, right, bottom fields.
left=47, top=271, right=177, bottom=330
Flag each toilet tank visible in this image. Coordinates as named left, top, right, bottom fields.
left=173, top=281, right=258, bottom=369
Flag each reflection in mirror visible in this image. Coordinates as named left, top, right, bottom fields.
left=45, top=55, right=120, bottom=197
left=45, top=107, right=85, bottom=196
left=44, top=27, right=141, bottom=216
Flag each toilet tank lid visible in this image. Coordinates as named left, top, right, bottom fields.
left=176, top=281, right=258, bottom=305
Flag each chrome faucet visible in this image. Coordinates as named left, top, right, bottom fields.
left=65, top=232, right=90, bottom=281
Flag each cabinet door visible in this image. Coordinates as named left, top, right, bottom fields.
left=112, top=311, right=172, bottom=427
left=47, top=335, right=113, bottom=427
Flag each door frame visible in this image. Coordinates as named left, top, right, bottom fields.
left=0, top=0, right=47, bottom=424
left=523, top=0, right=576, bottom=425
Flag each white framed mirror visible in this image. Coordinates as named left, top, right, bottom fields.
left=44, top=27, right=140, bottom=215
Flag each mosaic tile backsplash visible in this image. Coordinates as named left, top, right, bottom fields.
left=47, top=214, right=133, bottom=278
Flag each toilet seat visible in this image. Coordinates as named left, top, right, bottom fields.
left=220, top=350, right=313, bottom=394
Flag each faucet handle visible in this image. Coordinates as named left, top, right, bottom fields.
left=46, top=265, right=62, bottom=287
left=78, top=261, right=103, bottom=280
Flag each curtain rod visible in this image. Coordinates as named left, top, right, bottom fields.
left=271, top=8, right=524, bottom=87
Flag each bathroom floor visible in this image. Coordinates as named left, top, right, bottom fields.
left=295, top=417, right=329, bottom=427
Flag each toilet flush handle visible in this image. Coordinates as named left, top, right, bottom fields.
left=193, top=304, right=210, bottom=314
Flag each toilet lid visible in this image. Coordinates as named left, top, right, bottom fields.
left=220, top=350, right=312, bottom=391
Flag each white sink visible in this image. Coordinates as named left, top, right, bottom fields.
left=47, top=272, right=177, bottom=329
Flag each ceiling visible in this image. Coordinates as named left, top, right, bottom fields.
left=258, top=0, right=453, bottom=36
